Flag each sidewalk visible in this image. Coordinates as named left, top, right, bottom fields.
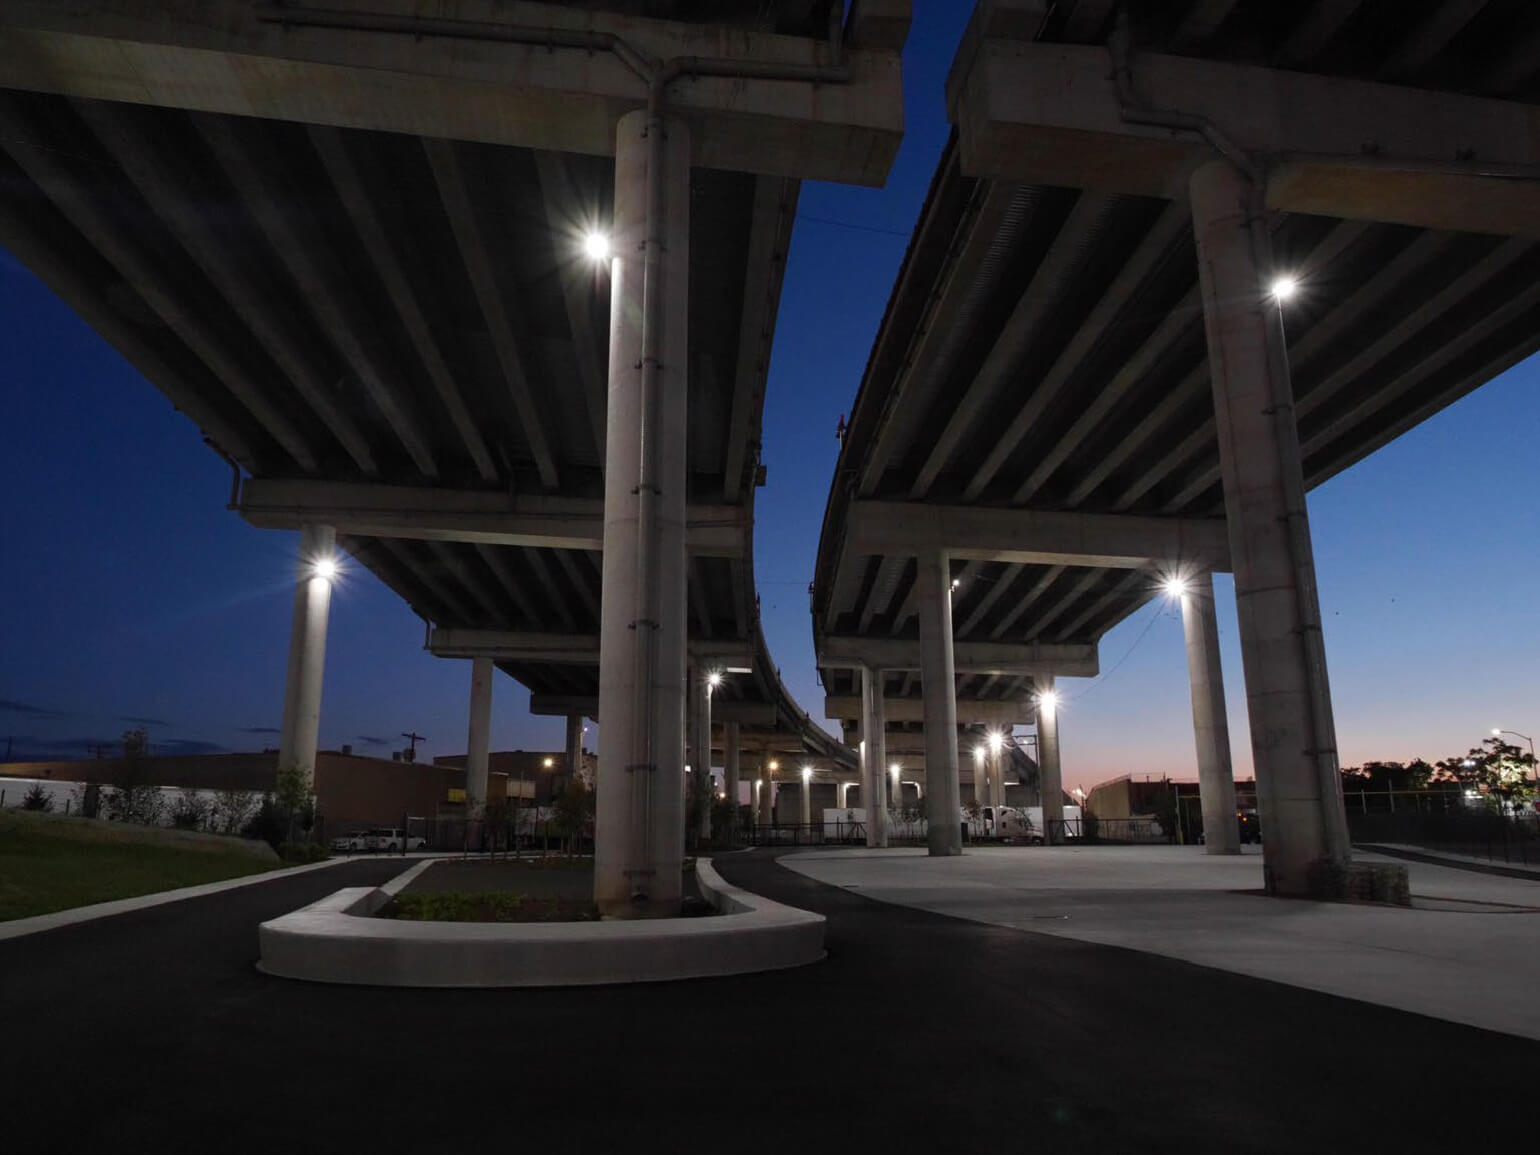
left=781, top=843, right=1540, bottom=1040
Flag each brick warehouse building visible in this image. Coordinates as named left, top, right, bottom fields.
left=0, top=744, right=592, bottom=834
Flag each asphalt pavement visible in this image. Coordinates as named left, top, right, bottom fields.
left=2, top=849, right=1533, bottom=1153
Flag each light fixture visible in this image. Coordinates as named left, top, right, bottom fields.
left=543, top=757, right=554, bottom=768
left=889, top=762, right=900, bottom=776
left=312, top=556, right=338, bottom=580
left=582, top=230, right=611, bottom=261
left=951, top=579, right=960, bottom=590
left=973, top=745, right=985, bottom=761
left=769, top=759, right=779, bottom=772
left=1162, top=574, right=1189, bottom=599
left=988, top=730, right=1004, bottom=753
left=1270, top=274, right=1297, bottom=302
left=707, top=671, right=722, bottom=689
left=1038, top=689, right=1060, bottom=712
left=801, top=764, right=812, bottom=781
left=1492, top=728, right=1502, bottom=737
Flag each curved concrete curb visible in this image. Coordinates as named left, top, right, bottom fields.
left=256, top=858, right=825, bottom=987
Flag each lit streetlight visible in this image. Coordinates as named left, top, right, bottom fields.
left=582, top=230, right=610, bottom=261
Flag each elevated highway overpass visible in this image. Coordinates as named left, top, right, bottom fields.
left=814, top=0, right=1540, bottom=894
left=0, top=0, right=908, bottom=913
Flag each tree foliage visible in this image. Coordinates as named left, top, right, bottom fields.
left=553, top=778, right=595, bottom=849
left=1343, top=738, right=1536, bottom=810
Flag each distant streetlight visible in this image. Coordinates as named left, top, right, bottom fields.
left=1270, top=274, right=1298, bottom=302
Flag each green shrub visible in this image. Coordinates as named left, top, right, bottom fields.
left=242, top=795, right=285, bottom=849
left=21, top=782, right=53, bottom=812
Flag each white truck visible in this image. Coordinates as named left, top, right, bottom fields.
left=963, top=804, right=1083, bottom=842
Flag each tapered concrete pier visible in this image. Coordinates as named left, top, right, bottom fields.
left=1190, top=159, right=1351, bottom=896
left=277, top=523, right=335, bottom=786
left=724, top=721, right=740, bottom=841
left=594, top=109, right=692, bottom=917
left=464, top=655, right=492, bottom=809
left=918, top=548, right=961, bottom=856
left=861, top=666, right=888, bottom=847
left=1179, top=572, right=1239, bottom=854
left=1037, top=678, right=1063, bottom=845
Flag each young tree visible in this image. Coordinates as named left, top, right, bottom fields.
left=22, top=781, right=53, bottom=811
left=106, top=729, right=165, bottom=825
left=553, top=778, right=595, bottom=854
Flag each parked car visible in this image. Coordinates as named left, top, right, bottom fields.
left=365, top=827, right=429, bottom=852
left=329, top=830, right=369, bottom=853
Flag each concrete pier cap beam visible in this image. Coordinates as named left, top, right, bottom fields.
left=944, top=4, right=1540, bottom=237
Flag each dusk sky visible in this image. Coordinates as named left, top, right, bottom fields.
left=4, top=4, right=1539, bottom=794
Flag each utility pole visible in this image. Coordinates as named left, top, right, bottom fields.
left=400, top=731, right=426, bottom=763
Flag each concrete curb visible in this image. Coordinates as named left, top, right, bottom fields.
left=0, top=854, right=359, bottom=942
left=255, top=857, right=827, bottom=987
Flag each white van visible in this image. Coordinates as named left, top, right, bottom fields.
left=365, top=827, right=428, bottom=852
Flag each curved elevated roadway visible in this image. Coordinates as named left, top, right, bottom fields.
left=0, top=0, right=903, bottom=905
left=814, top=0, right=1540, bottom=883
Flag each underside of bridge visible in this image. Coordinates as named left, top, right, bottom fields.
left=814, top=0, right=1540, bottom=885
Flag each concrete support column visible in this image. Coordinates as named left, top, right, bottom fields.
left=918, top=548, right=962, bottom=856
left=690, top=667, right=712, bottom=842
left=1190, top=159, right=1350, bottom=895
left=861, top=667, right=889, bottom=847
left=463, top=656, right=493, bottom=809
left=724, top=721, right=740, bottom=842
left=837, top=781, right=849, bottom=809
left=758, top=764, right=774, bottom=827
left=1181, top=573, right=1241, bottom=854
left=595, top=108, right=692, bottom=917
left=277, top=523, right=335, bottom=788
left=565, top=713, right=584, bottom=786
left=1037, top=677, right=1063, bottom=844
left=800, top=769, right=812, bottom=826
left=989, top=744, right=1005, bottom=810
left=889, top=764, right=902, bottom=814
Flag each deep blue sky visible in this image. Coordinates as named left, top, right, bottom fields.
left=5, top=5, right=1539, bottom=790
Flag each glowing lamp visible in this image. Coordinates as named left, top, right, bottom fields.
left=583, top=231, right=610, bottom=261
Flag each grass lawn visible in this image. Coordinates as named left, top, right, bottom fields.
left=0, top=810, right=281, bottom=921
